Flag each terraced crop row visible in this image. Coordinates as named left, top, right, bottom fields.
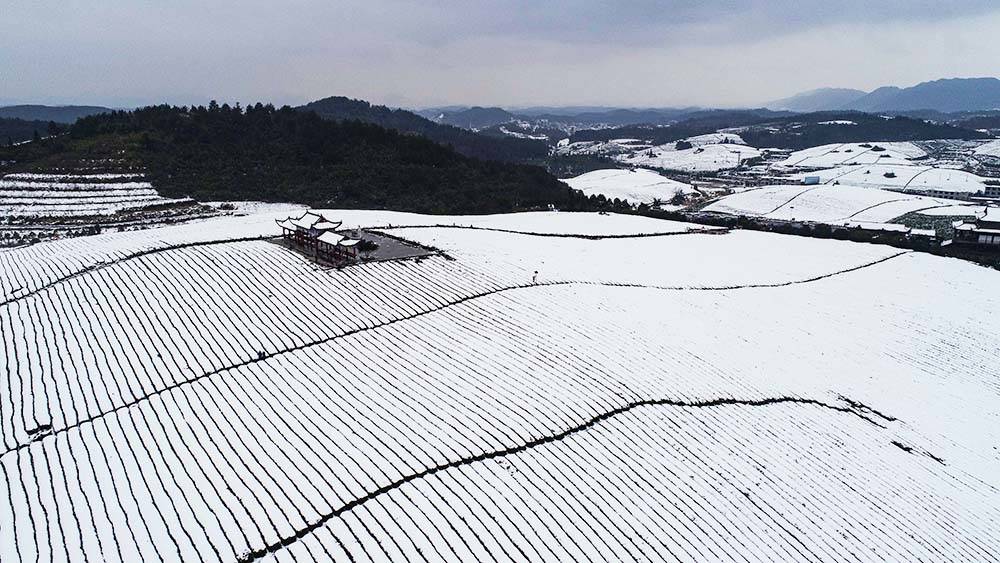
left=1, top=244, right=516, bottom=451
left=3, top=216, right=999, bottom=562
left=0, top=175, right=188, bottom=218
left=0, top=215, right=287, bottom=300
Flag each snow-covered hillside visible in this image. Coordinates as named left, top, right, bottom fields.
left=974, top=139, right=1000, bottom=158
left=563, top=168, right=695, bottom=204
left=792, top=164, right=988, bottom=194
left=684, top=132, right=745, bottom=146
left=0, top=173, right=192, bottom=217
left=704, top=184, right=968, bottom=222
left=618, top=143, right=764, bottom=172
left=552, top=138, right=651, bottom=157
left=0, top=172, right=217, bottom=246
left=2, top=210, right=999, bottom=562
left=777, top=142, right=926, bottom=169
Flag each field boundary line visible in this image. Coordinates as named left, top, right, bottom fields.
left=375, top=224, right=724, bottom=239
left=238, top=395, right=894, bottom=562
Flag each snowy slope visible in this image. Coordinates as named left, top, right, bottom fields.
left=552, top=138, right=651, bottom=157
left=974, top=140, right=1000, bottom=157
left=792, top=164, right=988, bottom=194
left=2, top=210, right=999, bottom=562
left=563, top=168, right=695, bottom=204
left=777, top=142, right=926, bottom=169
left=618, top=143, right=763, bottom=172
left=685, top=132, right=745, bottom=146
left=704, top=184, right=966, bottom=222
left=0, top=173, right=192, bottom=217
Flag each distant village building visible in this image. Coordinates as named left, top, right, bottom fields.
left=276, top=211, right=362, bottom=262
left=952, top=207, right=1000, bottom=247
left=802, top=176, right=821, bottom=186
left=919, top=188, right=972, bottom=201
left=832, top=221, right=937, bottom=245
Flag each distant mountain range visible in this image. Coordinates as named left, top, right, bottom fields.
left=0, top=105, right=111, bottom=124
left=431, top=106, right=518, bottom=129
left=766, top=89, right=869, bottom=113
left=769, top=78, right=1000, bottom=113
left=417, top=105, right=717, bottom=135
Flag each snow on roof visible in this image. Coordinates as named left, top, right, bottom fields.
left=981, top=207, right=1000, bottom=222
left=317, top=231, right=344, bottom=245
left=275, top=218, right=295, bottom=230
left=313, top=220, right=342, bottom=231
left=339, top=238, right=360, bottom=247
left=909, top=228, right=937, bottom=237
left=281, top=210, right=335, bottom=230
left=290, top=217, right=315, bottom=229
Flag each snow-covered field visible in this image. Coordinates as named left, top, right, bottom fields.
left=618, top=143, right=764, bottom=172
left=2, top=209, right=999, bottom=562
left=552, top=138, right=652, bottom=157
left=777, top=142, right=926, bottom=169
left=704, top=184, right=967, bottom=222
left=0, top=173, right=192, bottom=217
left=917, top=204, right=986, bottom=216
left=974, top=140, right=1000, bottom=158
left=683, top=132, right=745, bottom=146
left=790, top=164, right=988, bottom=194
left=563, top=168, right=695, bottom=204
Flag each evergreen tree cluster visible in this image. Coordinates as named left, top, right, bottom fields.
left=299, top=96, right=549, bottom=163
left=14, top=103, right=594, bottom=214
left=0, top=118, right=65, bottom=145
left=570, top=111, right=986, bottom=150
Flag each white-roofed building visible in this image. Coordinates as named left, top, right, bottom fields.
left=276, top=211, right=362, bottom=262
left=952, top=206, right=1000, bottom=247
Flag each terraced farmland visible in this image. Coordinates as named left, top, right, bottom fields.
left=0, top=172, right=214, bottom=247
left=0, top=173, right=192, bottom=218
left=703, top=184, right=970, bottom=223
left=2, top=210, right=999, bottom=562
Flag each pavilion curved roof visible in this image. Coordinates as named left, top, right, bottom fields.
left=277, top=211, right=341, bottom=232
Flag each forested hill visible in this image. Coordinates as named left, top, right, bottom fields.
left=0, top=104, right=111, bottom=124
left=299, top=96, right=549, bottom=163
left=571, top=111, right=987, bottom=149
left=0, top=103, right=594, bottom=214
left=0, top=117, right=65, bottom=145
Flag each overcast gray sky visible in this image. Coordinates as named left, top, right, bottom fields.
left=3, top=1, right=999, bottom=109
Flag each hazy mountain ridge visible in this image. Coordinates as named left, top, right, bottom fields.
left=767, top=88, right=868, bottom=112
left=770, top=78, right=1000, bottom=113
left=567, top=110, right=986, bottom=150
left=0, top=104, right=111, bottom=124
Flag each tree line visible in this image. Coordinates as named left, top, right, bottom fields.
left=4, top=103, right=620, bottom=215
